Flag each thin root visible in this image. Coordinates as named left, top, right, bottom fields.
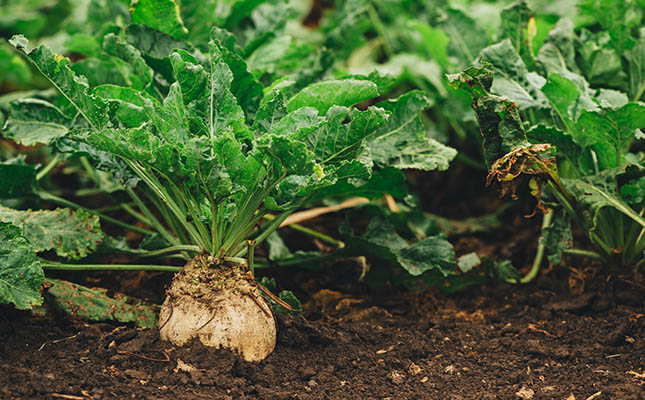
left=256, top=283, right=294, bottom=311
left=246, top=292, right=272, bottom=318
left=195, top=311, right=218, bottom=332
left=158, top=302, right=174, bottom=332
left=117, top=349, right=171, bottom=362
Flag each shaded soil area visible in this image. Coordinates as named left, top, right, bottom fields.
left=1, top=272, right=643, bottom=400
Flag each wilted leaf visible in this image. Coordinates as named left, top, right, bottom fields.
left=43, top=278, right=156, bottom=328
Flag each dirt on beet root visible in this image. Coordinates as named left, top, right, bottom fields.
left=1, top=269, right=643, bottom=400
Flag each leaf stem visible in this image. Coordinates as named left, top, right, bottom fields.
left=263, top=214, right=345, bottom=248
left=271, top=252, right=340, bottom=268
left=561, top=248, right=604, bottom=260
left=36, top=154, right=61, bottom=181
left=41, top=262, right=180, bottom=272
left=126, top=187, right=178, bottom=245
left=132, top=245, right=201, bottom=258
left=520, top=209, right=553, bottom=284
left=38, top=191, right=155, bottom=236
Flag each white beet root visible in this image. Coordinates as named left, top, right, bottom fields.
left=158, top=257, right=276, bottom=362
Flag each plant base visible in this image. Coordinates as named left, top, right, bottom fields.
left=158, top=257, right=276, bottom=361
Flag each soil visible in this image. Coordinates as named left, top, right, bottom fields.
left=1, top=270, right=643, bottom=400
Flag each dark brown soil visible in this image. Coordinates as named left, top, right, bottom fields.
left=1, top=271, right=643, bottom=400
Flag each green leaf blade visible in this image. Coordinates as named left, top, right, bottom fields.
left=286, top=79, right=379, bottom=114
left=0, top=222, right=44, bottom=310
left=0, top=207, right=104, bottom=260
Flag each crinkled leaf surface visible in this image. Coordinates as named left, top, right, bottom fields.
left=44, top=278, right=156, bottom=328
left=563, top=174, right=645, bottom=230
left=300, top=106, right=387, bottom=164
left=498, top=0, right=535, bottom=69
left=574, top=103, right=645, bottom=170
left=438, top=8, right=488, bottom=69
left=579, top=0, right=635, bottom=53
left=478, top=40, right=547, bottom=109
left=9, top=35, right=108, bottom=130
left=540, top=208, right=572, bottom=265
left=0, top=222, right=44, bottom=310
left=341, top=217, right=455, bottom=277
left=0, top=207, right=103, bottom=259
left=3, top=98, right=71, bottom=145
left=538, top=19, right=578, bottom=75
left=368, top=91, right=457, bottom=171
left=448, top=65, right=529, bottom=166
left=103, top=33, right=153, bottom=91
left=211, top=31, right=264, bottom=120
left=130, top=0, right=188, bottom=39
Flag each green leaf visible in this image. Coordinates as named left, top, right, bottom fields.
left=409, top=20, right=450, bottom=69
left=169, top=49, right=207, bottom=104
left=479, top=40, right=547, bottom=109
left=222, top=0, right=265, bottom=29
left=286, top=79, right=379, bottom=114
left=574, top=103, right=645, bottom=170
left=564, top=176, right=645, bottom=230
left=538, top=19, right=578, bottom=75
left=322, top=0, right=370, bottom=58
left=63, top=33, right=101, bottom=58
left=396, top=236, right=456, bottom=276
left=256, top=134, right=315, bottom=175
left=103, top=33, right=153, bottom=91
left=43, top=279, right=156, bottom=328
left=125, top=24, right=188, bottom=81
left=457, top=252, right=482, bottom=273
left=0, top=207, right=104, bottom=259
left=3, top=98, right=71, bottom=145
left=340, top=217, right=455, bottom=277
left=55, top=135, right=140, bottom=188
left=621, top=176, right=645, bottom=205
left=130, top=0, right=188, bottom=39
left=147, top=83, right=190, bottom=144
left=498, top=0, right=536, bottom=69
left=93, top=84, right=151, bottom=128
left=0, top=40, right=31, bottom=86
left=541, top=208, right=572, bottom=265
left=579, top=0, right=635, bottom=53
left=626, top=32, right=645, bottom=101
left=310, top=167, right=408, bottom=202
left=301, top=105, right=387, bottom=165
left=527, top=124, right=580, bottom=167
left=275, top=290, right=302, bottom=315
left=211, top=31, right=264, bottom=121
left=541, top=73, right=582, bottom=131
left=0, top=163, right=36, bottom=198
left=438, top=9, right=488, bottom=69
left=9, top=35, right=108, bottom=130
left=0, top=222, right=44, bottom=310
left=578, top=30, right=624, bottom=86
left=368, top=91, right=457, bottom=171
left=266, top=231, right=292, bottom=261
left=202, top=41, right=254, bottom=140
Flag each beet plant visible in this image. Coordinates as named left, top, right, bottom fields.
left=1, top=0, right=456, bottom=359
left=450, top=0, right=645, bottom=276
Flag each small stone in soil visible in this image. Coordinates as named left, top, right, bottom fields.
left=389, top=370, right=405, bottom=384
